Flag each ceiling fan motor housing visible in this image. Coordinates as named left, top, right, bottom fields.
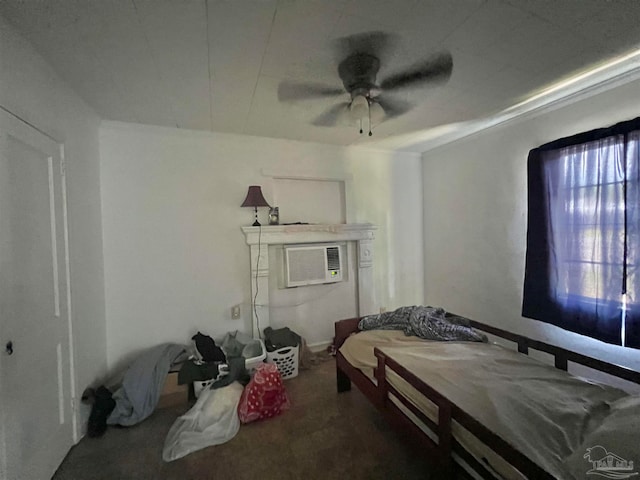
left=338, top=53, right=380, bottom=95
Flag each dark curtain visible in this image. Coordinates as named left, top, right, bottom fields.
left=523, top=117, right=640, bottom=348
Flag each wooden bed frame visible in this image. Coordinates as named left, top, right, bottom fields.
left=334, top=316, right=640, bottom=479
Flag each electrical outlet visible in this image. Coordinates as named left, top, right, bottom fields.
left=231, top=304, right=241, bottom=319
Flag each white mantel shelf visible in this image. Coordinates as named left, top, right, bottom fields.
left=241, top=223, right=378, bottom=338
left=241, top=223, right=377, bottom=245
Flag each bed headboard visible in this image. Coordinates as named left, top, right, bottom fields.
left=334, top=317, right=360, bottom=350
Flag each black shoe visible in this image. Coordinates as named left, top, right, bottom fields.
left=87, top=386, right=116, bottom=438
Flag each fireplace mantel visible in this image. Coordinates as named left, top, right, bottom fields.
left=241, top=223, right=377, bottom=338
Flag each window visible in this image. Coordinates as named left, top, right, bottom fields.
left=523, top=117, right=640, bottom=348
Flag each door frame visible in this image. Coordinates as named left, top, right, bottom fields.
left=59, top=140, right=79, bottom=441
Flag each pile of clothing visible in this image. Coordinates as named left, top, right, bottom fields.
left=163, top=330, right=290, bottom=461
left=83, top=343, right=187, bottom=437
left=263, top=326, right=300, bottom=352
left=84, top=329, right=296, bottom=462
left=163, top=362, right=290, bottom=461
left=359, top=306, right=488, bottom=343
left=177, top=331, right=251, bottom=392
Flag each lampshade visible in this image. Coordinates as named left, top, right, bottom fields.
left=350, top=94, right=369, bottom=121
left=241, top=186, right=270, bottom=208
left=369, top=102, right=385, bottom=126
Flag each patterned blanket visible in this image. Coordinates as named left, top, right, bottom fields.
left=358, top=306, right=487, bottom=343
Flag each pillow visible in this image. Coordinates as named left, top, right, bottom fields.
left=563, top=395, right=640, bottom=479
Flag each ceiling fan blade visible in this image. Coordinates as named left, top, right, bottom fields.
left=333, top=31, right=398, bottom=63
left=380, top=51, right=453, bottom=91
left=375, top=95, right=414, bottom=118
left=311, top=102, right=350, bottom=127
left=277, top=81, right=344, bottom=102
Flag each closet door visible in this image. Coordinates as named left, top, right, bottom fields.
left=0, top=110, right=74, bottom=480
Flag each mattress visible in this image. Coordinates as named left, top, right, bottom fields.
left=339, top=330, right=628, bottom=479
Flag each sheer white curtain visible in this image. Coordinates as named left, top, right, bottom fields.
left=541, top=136, right=625, bottom=340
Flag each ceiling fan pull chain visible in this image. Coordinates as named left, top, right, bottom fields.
left=359, top=118, right=363, bottom=135
left=368, top=105, right=372, bottom=136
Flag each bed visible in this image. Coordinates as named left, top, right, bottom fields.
left=334, top=315, right=640, bottom=479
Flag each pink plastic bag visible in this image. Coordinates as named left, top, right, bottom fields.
left=238, top=363, right=290, bottom=423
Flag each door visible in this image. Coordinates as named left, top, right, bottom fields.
left=0, top=110, right=74, bottom=480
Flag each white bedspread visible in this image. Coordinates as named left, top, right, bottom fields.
left=340, top=330, right=628, bottom=479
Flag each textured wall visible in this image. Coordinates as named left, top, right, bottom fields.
left=100, top=123, right=424, bottom=370
left=422, top=77, right=640, bottom=390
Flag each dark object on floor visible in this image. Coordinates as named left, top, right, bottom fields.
left=87, top=386, right=116, bottom=438
left=192, top=332, right=225, bottom=362
left=81, top=387, right=96, bottom=405
left=212, top=357, right=249, bottom=389
left=178, top=360, right=220, bottom=384
left=263, top=326, right=301, bottom=352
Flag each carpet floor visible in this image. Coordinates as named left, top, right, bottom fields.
left=53, top=356, right=431, bottom=480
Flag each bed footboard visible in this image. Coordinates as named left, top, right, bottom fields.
left=374, top=347, right=455, bottom=477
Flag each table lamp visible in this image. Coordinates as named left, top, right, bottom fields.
left=241, top=186, right=270, bottom=226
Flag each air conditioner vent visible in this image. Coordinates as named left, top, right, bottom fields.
left=326, top=246, right=340, bottom=270
left=284, top=244, right=343, bottom=287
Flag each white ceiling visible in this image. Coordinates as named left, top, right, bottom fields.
left=2, top=0, right=640, bottom=151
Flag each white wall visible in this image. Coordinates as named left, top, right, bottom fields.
left=0, top=15, right=107, bottom=433
left=100, top=122, right=423, bottom=370
left=421, top=77, right=640, bottom=386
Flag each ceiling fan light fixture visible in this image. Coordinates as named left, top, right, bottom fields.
left=369, top=102, right=385, bottom=126
left=350, top=94, right=369, bottom=121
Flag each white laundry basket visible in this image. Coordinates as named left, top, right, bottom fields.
left=194, top=338, right=267, bottom=397
left=243, top=339, right=267, bottom=375
left=266, top=344, right=299, bottom=379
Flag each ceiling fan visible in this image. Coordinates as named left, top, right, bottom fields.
left=277, top=31, right=453, bottom=136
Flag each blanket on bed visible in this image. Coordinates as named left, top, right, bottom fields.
left=358, top=306, right=487, bottom=343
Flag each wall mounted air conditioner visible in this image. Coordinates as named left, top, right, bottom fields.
left=284, top=243, right=343, bottom=287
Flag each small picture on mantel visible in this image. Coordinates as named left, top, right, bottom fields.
left=269, top=207, right=279, bottom=225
